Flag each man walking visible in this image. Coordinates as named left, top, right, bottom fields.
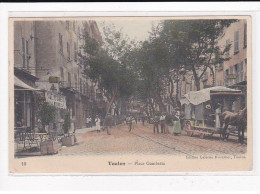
left=141, top=113, right=145, bottom=125
left=126, top=114, right=134, bottom=132
left=152, top=115, right=160, bottom=134
left=160, top=113, right=166, bottom=134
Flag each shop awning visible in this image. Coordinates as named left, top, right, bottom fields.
left=14, top=76, right=40, bottom=91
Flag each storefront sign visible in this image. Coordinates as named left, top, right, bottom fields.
left=49, top=76, right=60, bottom=83
left=226, top=74, right=237, bottom=79
left=45, top=91, right=66, bottom=109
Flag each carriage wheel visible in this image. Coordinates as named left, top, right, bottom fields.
left=220, top=133, right=224, bottom=140
left=225, top=133, right=229, bottom=140
left=220, top=132, right=229, bottom=141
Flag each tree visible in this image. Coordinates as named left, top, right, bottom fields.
left=39, top=102, right=56, bottom=132
left=63, top=112, right=70, bottom=134
left=124, top=39, right=169, bottom=113
left=79, top=25, right=137, bottom=134
left=83, top=50, right=136, bottom=134
left=101, top=22, right=139, bottom=63
left=158, top=19, right=236, bottom=90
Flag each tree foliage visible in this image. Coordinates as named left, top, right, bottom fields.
left=156, top=19, right=237, bottom=90
left=39, top=102, right=56, bottom=126
left=79, top=23, right=137, bottom=124
left=79, top=19, right=238, bottom=119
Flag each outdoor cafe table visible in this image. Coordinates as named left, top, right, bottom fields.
left=15, top=130, right=49, bottom=151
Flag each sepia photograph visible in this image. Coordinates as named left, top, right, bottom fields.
left=9, top=16, right=252, bottom=173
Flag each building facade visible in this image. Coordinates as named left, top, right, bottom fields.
left=14, top=20, right=104, bottom=134
left=175, top=19, right=248, bottom=113
left=14, top=21, right=39, bottom=131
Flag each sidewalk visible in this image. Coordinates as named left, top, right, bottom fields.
left=75, top=126, right=98, bottom=135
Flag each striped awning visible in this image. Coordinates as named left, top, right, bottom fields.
left=14, top=76, right=40, bottom=91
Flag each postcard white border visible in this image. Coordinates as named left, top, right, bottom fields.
left=1, top=2, right=260, bottom=191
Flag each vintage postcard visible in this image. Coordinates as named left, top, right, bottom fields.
left=9, top=16, right=252, bottom=173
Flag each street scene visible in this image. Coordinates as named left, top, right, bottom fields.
left=12, top=18, right=248, bottom=158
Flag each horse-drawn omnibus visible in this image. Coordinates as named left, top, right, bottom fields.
left=180, top=86, right=245, bottom=141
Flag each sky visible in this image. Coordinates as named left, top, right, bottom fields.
left=97, top=19, right=160, bottom=42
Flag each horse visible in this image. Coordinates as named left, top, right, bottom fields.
left=221, top=107, right=247, bottom=143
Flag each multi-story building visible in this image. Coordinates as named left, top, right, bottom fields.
left=199, top=19, right=247, bottom=112
left=14, top=21, right=39, bottom=131
left=13, top=19, right=104, bottom=134
left=175, top=19, right=247, bottom=113
left=222, top=19, right=247, bottom=112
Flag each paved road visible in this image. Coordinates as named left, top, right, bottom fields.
left=58, top=122, right=247, bottom=156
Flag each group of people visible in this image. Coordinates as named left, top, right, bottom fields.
left=86, top=116, right=102, bottom=133
left=125, top=110, right=183, bottom=135
left=91, top=109, right=184, bottom=135
left=151, top=110, right=182, bottom=135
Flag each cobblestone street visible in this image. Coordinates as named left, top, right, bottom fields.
left=58, top=122, right=247, bottom=157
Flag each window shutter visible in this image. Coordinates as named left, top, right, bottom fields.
left=234, top=31, right=239, bottom=53
left=244, top=23, right=247, bottom=48
left=26, top=40, right=29, bottom=69
left=22, top=38, right=25, bottom=67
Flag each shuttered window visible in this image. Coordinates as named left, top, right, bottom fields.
left=74, top=42, right=77, bottom=61
left=59, top=33, right=63, bottom=53
left=67, top=42, right=70, bottom=60
left=244, top=23, right=247, bottom=48
left=21, top=38, right=25, bottom=67
left=68, top=72, right=71, bottom=87
left=60, top=67, right=64, bottom=81
left=25, top=40, right=29, bottom=69
left=234, top=31, right=239, bottom=54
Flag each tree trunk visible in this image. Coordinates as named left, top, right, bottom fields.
left=210, top=67, right=215, bottom=87
left=194, top=76, right=200, bottom=91
left=191, top=65, right=201, bottom=91
left=104, top=89, right=117, bottom=135
left=148, top=98, right=155, bottom=116
left=175, top=79, right=179, bottom=103
left=144, top=102, right=151, bottom=122
left=169, top=77, right=175, bottom=107
left=154, top=93, right=166, bottom=113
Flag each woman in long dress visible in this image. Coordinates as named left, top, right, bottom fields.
left=96, top=116, right=101, bottom=133
left=173, top=110, right=182, bottom=135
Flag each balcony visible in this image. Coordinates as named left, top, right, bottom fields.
left=59, top=81, right=76, bottom=94
left=225, top=71, right=247, bottom=86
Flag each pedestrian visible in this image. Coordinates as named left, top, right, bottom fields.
left=152, top=115, right=160, bottom=134
left=88, top=116, right=92, bottom=128
left=173, top=110, right=182, bottom=136
left=95, top=116, right=101, bottom=133
left=141, top=114, right=145, bottom=125
left=126, top=114, right=134, bottom=132
left=160, top=113, right=166, bottom=134
left=134, top=116, right=138, bottom=124
left=86, top=117, right=89, bottom=128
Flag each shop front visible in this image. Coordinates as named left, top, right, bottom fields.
left=14, top=75, right=39, bottom=132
